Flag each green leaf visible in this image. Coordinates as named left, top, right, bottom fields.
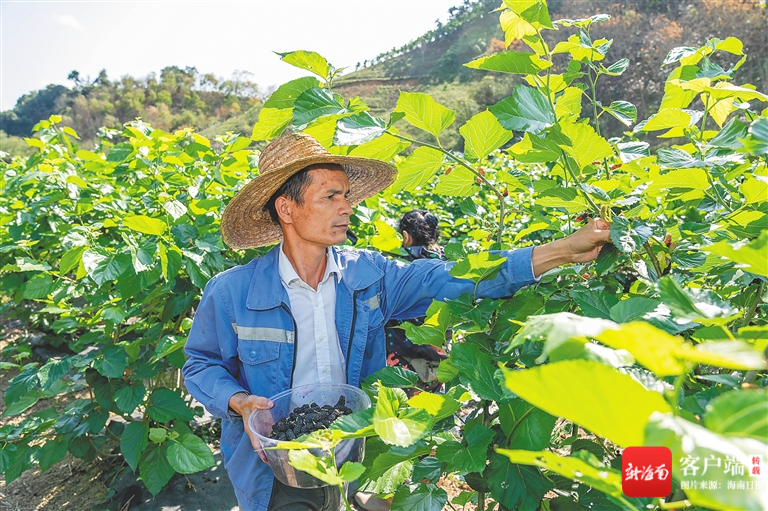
left=645, top=169, right=710, bottom=196
left=147, top=388, right=194, bottom=423
left=500, top=400, right=557, bottom=450
left=465, top=50, right=551, bottom=75
left=370, top=220, right=402, bottom=253
left=363, top=366, right=419, bottom=388
left=114, top=381, right=146, bottom=414
left=292, top=88, right=347, bottom=128
left=394, top=92, right=455, bottom=139
left=593, top=322, right=687, bottom=376
left=338, top=461, right=366, bottom=482
left=554, top=87, right=583, bottom=121
left=658, top=277, right=738, bottom=324
left=123, top=215, right=167, bottom=236
left=739, top=117, right=768, bottom=156
left=556, top=120, right=613, bottom=169
left=460, top=110, right=513, bottom=162
left=609, top=297, right=660, bottom=323
left=434, top=166, right=479, bottom=197
left=251, top=107, right=293, bottom=141
left=101, top=307, right=127, bottom=324
left=263, top=76, right=321, bottom=109
left=412, top=457, right=443, bottom=484
left=603, top=100, right=637, bottom=127
left=6, top=366, right=41, bottom=405
left=508, top=312, right=615, bottom=350
left=39, top=438, right=69, bottom=472
left=678, top=340, right=766, bottom=371
left=617, top=141, right=650, bottom=163
left=656, top=147, right=706, bottom=169
left=138, top=444, right=175, bottom=496
left=663, top=46, right=697, bottom=65
left=486, top=452, right=552, bottom=511
left=361, top=440, right=430, bottom=484
left=452, top=342, right=505, bottom=402
left=334, top=112, right=386, bottom=146
left=503, top=0, right=554, bottom=29
left=498, top=449, right=623, bottom=499
left=152, top=335, right=186, bottom=362
left=374, top=407, right=433, bottom=448
left=162, top=200, right=186, bottom=221
left=508, top=132, right=561, bottom=163
left=407, top=300, right=452, bottom=347
left=449, top=252, right=506, bottom=284
left=330, top=408, right=375, bottom=438
left=390, top=147, right=444, bottom=194
left=702, top=232, right=768, bottom=277
left=106, top=142, right=134, bottom=163
left=552, top=34, right=610, bottom=61
left=167, top=434, right=215, bottom=474
left=408, top=392, right=462, bottom=422
left=38, top=358, right=70, bottom=390
left=59, top=245, right=87, bottom=276
left=490, top=85, right=555, bottom=134
left=349, top=132, right=409, bottom=160
left=289, top=449, right=345, bottom=486
left=710, top=117, right=748, bottom=149
left=22, top=273, right=55, bottom=299
left=149, top=427, right=167, bottom=444
left=704, top=389, right=768, bottom=442
left=636, top=108, right=691, bottom=133
left=501, top=360, right=672, bottom=447
left=392, top=483, right=448, bottom=511
left=609, top=216, right=652, bottom=254
left=603, top=58, right=630, bottom=76
left=436, top=425, right=495, bottom=473
left=122, top=422, right=149, bottom=472
left=82, top=247, right=131, bottom=287
left=2, top=393, right=39, bottom=417
left=739, top=176, right=768, bottom=205
left=536, top=188, right=587, bottom=213
left=276, top=50, right=331, bottom=80
left=94, top=346, right=126, bottom=378
left=645, top=413, right=768, bottom=511
left=570, top=289, right=618, bottom=319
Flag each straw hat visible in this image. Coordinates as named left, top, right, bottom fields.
left=221, top=132, right=397, bottom=249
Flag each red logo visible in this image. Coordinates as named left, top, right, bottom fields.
left=622, top=446, right=672, bottom=497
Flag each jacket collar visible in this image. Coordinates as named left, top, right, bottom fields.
left=246, top=245, right=383, bottom=310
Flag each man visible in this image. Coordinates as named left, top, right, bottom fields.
left=182, top=132, right=611, bottom=510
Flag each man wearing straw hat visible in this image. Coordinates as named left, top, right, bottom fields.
left=183, top=132, right=611, bottom=510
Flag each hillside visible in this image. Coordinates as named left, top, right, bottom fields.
left=2, top=0, right=765, bottom=154
left=0, top=66, right=262, bottom=152
left=329, top=0, right=767, bottom=148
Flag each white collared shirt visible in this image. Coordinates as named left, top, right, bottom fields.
left=278, top=243, right=346, bottom=387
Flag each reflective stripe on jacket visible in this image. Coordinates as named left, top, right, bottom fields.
left=182, top=244, right=536, bottom=510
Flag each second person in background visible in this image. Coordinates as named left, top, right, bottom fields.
left=384, top=210, right=448, bottom=396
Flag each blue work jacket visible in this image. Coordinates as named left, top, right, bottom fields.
left=182, top=244, right=536, bottom=510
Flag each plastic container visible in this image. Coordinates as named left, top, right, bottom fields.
left=248, top=383, right=371, bottom=488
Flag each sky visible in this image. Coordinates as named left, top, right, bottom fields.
left=0, top=0, right=462, bottom=111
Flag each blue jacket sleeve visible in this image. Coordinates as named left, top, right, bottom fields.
left=381, top=246, right=536, bottom=321
left=182, top=277, right=248, bottom=420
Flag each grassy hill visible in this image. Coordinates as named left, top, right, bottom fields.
left=2, top=0, right=765, bottom=155
left=219, top=0, right=766, bottom=151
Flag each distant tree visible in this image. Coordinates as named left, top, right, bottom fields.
left=0, top=84, right=68, bottom=136
left=94, top=69, right=110, bottom=86
left=67, top=70, right=81, bottom=87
